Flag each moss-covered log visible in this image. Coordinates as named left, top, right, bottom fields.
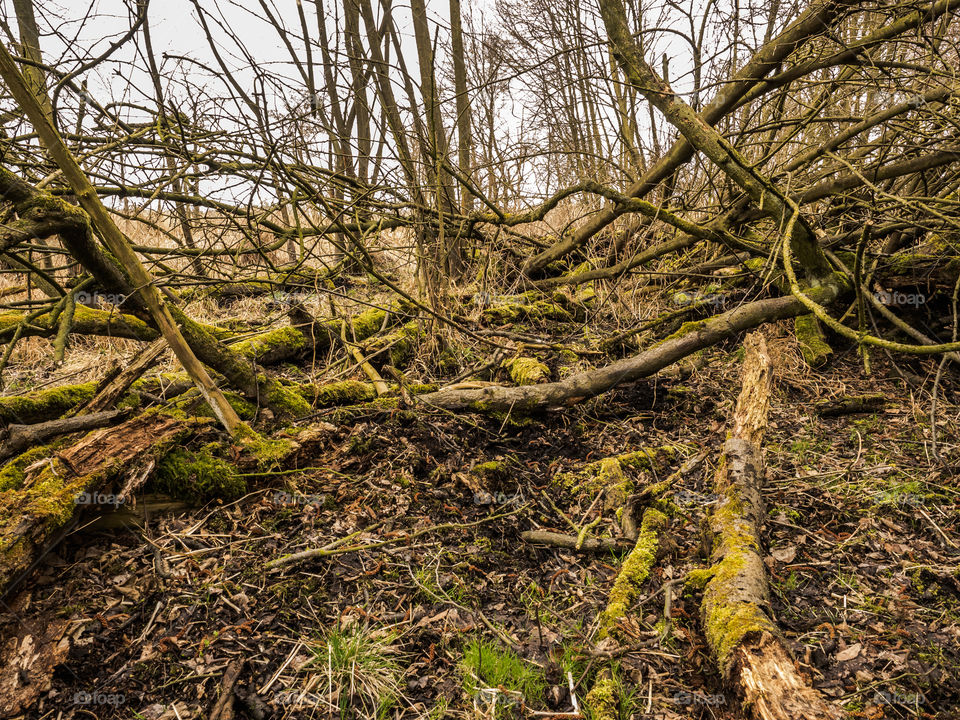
left=234, top=302, right=406, bottom=366
left=480, top=293, right=574, bottom=325
left=598, top=506, right=667, bottom=637
left=418, top=287, right=842, bottom=412
left=0, top=412, right=195, bottom=598
left=0, top=305, right=158, bottom=342
left=699, top=333, right=840, bottom=720
left=0, top=383, right=98, bottom=424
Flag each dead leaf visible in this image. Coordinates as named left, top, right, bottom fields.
left=835, top=643, right=862, bottom=662
left=772, top=545, right=797, bottom=563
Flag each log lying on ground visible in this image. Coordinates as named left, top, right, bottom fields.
left=0, top=383, right=99, bottom=424
left=813, top=393, right=887, bottom=417
left=0, top=412, right=196, bottom=598
left=234, top=301, right=408, bottom=366
left=0, top=409, right=128, bottom=463
left=418, top=286, right=841, bottom=412
left=698, top=333, right=840, bottom=720
left=0, top=304, right=159, bottom=342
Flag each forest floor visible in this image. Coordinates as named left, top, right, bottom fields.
left=2, top=323, right=959, bottom=720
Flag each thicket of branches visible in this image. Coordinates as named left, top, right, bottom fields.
left=0, top=0, right=959, bottom=419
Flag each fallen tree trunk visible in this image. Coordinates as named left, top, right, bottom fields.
left=418, top=286, right=841, bottom=412
left=0, top=412, right=196, bottom=599
left=698, top=333, right=840, bottom=720
left=0, top=409, right=128, bottom=463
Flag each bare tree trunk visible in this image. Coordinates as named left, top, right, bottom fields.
left=449, top=0, right=473, bottom=214
left=0, top=44, right=243, bottom=435
left=409, top=0, right=461, bottom=277
left=12, top=0, right=52, bottom=120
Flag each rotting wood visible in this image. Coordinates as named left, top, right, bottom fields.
left=699, top=332, right=841, bottom=720
left=0, top=412, right=197, bottom=599
left=79, top=339, right=167, bottom=414
left=813, top=393, right=887, bottom=417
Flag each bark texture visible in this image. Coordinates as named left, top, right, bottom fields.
left=700, top=333, right=840, bottom=719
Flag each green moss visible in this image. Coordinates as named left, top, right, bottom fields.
left=0, top=444, right=59, bottom=491
left=482, top=299, right=572, bottom=325
left=794, top=314, right=832, bottom=367
left=471, top=460, right=509, bottom=482
left=233, top=422, right=296, bottom=469
left=599, top=508, right=667, bottom=637
left=237, top=325, right=307, bottom=362
left=684, top=567, right=716, bottom=592
left=560, top=446, right=682, bottom=492
left=262, top=378, right=313, bottom=419
left=585, top=668, right=618, bottom=720
left=153, top=446, right=245, bottom=505
left=0, top=382, right=97, bottom=424
left=661, top=319, right=707, bottom=343
left=598, top=458, right=632, bottom=512
left=350, top=305, right=389, bottom=337
left=700, top=490, right=776, bottom=674
left=503, top=356, right=550, bottom=385
left=309, top=380, right=378, bottom=407
left=364, top=319, right=423, bottom=368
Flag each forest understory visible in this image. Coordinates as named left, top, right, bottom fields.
left=3, top=0, right=960, bottom=715
left=1, top=282, right=958, bottom=720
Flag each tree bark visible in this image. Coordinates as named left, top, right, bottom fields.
left=699, top=333, right=841, bottom=720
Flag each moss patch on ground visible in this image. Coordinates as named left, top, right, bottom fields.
left=503, top=356, right=550, bottom=385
